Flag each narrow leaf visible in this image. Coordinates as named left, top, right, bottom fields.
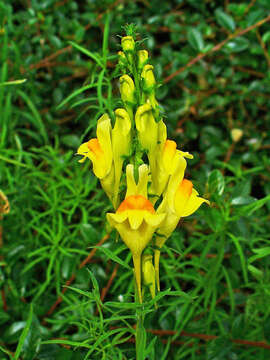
left=14, top=304, right=33, bottom=360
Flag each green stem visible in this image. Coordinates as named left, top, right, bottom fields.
left=136, top=308, right=146, bottom=360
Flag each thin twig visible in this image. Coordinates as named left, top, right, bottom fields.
left=164, top=14, right=270, bottom=83
left=148, top=329, right=270, bottom=350
left=100, top=263, right=119, bottom=302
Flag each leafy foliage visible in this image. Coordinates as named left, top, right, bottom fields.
left=0, top=0, right=270, bottom=359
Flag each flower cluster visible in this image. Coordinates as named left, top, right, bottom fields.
left=77, top=32, right=209, bottom=303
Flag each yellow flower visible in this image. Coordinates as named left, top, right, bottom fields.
left=150, top=139, right=192, bottom=200
left=107, top=194, right=165, bottom=303
left=77, top=114, right=112, bottom=177
left=77, top=114, right=114, bottom=200
left=154, top=155, right=209, bottom=290
left=111, top=108, right=132, bottom=208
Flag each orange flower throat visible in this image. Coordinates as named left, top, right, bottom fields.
left=163, top=140, right=177, bottom=158
left=87, top=138, right=104, bottom=158
left=177, top=179, right=193, bottom=197
left=117, top=195, right=155, bottom=214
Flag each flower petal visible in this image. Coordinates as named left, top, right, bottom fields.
left=181, top=189, right=210, bottom=217
left=126, top=164, right=149, bottom=198
left=127, top=210, right=144, bottom=230
left=107, top=212, right=128, bottom=226
left=144, top=213, right=166, bottom=227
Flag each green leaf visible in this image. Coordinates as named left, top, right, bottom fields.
left=69, top=41, right=104, bottom=68
left=215, top=9, right=235, bottom=32
left=248, top=265, right=263, bottom=280
left=17, top=90, right=48, bottom=144
left=187, top=28, right=204, bottom=52
left=262, top=31, right=270, bottom=43
left=95, top=245, right=131, bottom=270
left=56, top=83, right=99, bottom=109
left=14, top=304, right=33, bottom=360
left=249, top=247, right=270, bottom=263
left=225, top=37, right=249, bottom=53
left=229, top=234, right=248, bottom=283
left=0, top=79, right=27, bottom=86
left=207, top=169, right=225, bottom=196
left=238, top=194, right=270, bottom=215
left=231, top=196, right=256, bottom=206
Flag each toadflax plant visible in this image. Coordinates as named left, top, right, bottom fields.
left=77, top=25, right=209, bottom=357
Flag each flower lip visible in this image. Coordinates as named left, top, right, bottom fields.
left=117, top=195, right=155, bottom=214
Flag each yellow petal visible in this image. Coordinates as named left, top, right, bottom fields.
left=141, top=64, right=156, bottom=90
left=93, top=114, right=113, bottom=179
left=77, top=142, right=90, bottom=156
left=97, top=114, right=112, bottom=162
left=144, top=212, right=166, bottom=227
left=112, top=108, right=131, bottom=207
left=179, top=150, right=193, bottom=159
left=135, top=104, right=158, bottom=152
left=100, top=166, right=115, bottom=203
left=138, top=50, right=149, bottom=70
left=155, top=212, right=179, bottom=246
left=126, top=164, right=149, bottom=198
left=174, top=179, right=193, bottom=216
left=165, top=154, right=187, bottom=210
left=107, top=212, right=128, bottom=225
left=119, top=75, right=136, bottom=104
left=127, top=210, right=144, bottom=230
left=180, top=189, right=210, bottom=217
left=121, top=36, right=135, bottom=52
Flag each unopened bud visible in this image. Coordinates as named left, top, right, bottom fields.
left=138, top=50, right=149, bottom=70
left=231, top=128, right=243, bottom=143
left=121, top=36, right=135, bottom=52
left=142, top=254, right=156, bottom=301
left=119, top=75, right=136, bottom=105
left=141, top=65, right=156, bottom=92
left=118, top=51, right=127, bottom=67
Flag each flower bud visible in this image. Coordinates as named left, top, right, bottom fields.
left=142, top=254, right=156, bottom=301
left=121, top=36, right=135, bottom=52
left=141, top=64, right=156, bottom=92
left=231, top=128, right=243, bottom=143
left=119, top=75, right=136, bottom=106
left=118, top=51, right=127, bottom=69
left=138, top=50, right=149, bottom=71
